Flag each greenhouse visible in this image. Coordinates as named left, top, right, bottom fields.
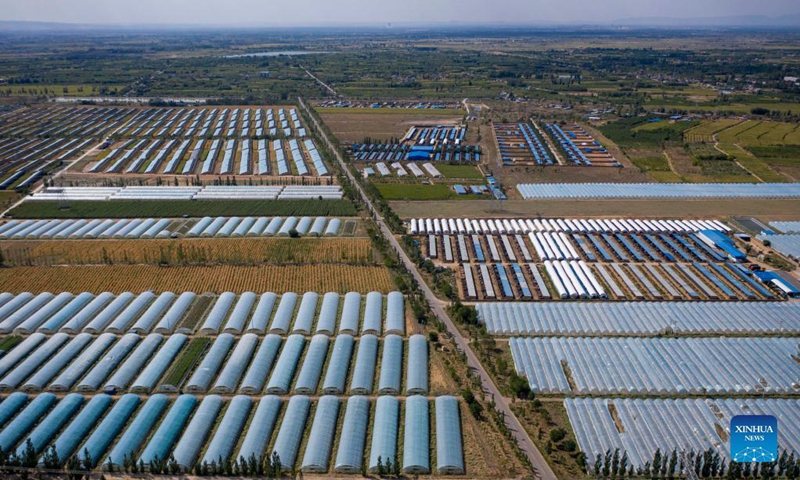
left=269, top=292, right=298, bottom=334
left=333, top=396, right=370, bottom=473
left=385, top=291, right=405, bottom=335
left=13, top=292, right=74, bottom=335
left=511, top=336, right=800, bottom=394
left=246, top=292, right=278, bottom=334
left=293, top=334, right=329, bottom=394
left=406, top=335, right=428, bottom=395
left=45, top=394, right=112, bottom=465
left=130, top=334, right=187, bottom=393
left=105, top=291, right=155, bottom=333
left=48, top=333, right=117, bottom=391
left=266, top=334, right=305, bottom=394
left=22, top=333, right=93, bottom=391
left=321, top=334, right=354, bottom=394
left=0, top=333, right=70, bottom=390
left=362, top=292, right=383, bottom=335
left=153, top=292, right=195, bottom=333
left=202, top=395, right=253, bottom=466
left=476, top=301, right=800, bottom=335
left=316, top=292, right=339, bottom=334
left=130, top=292, right=176, bottom=333
left=211, top=333, right=259, bottom=394
left=200, top=292, right=236, bottom=335
left=0, top=333, right=47, bottom=378
left=435, top=396, right=464, bottom=474
left=239, top=335, right=282, bottom=394
left=292, top=292, right=319, bottom=334
left=60, top=292, right=114, bottom=333
left=185, top=333, right=235, bottom=393
left=236, top=396, right=282, bottom=462
left=378, top=334, right=403, bottom=395
left=223, top=292, right=256, bottom=334
left=0, top=393, right=57, bottom=451
left=104, top=334, right=163, bottom=391
left=567, top=397, right=800, bottom=470
left=339, top=292, right=361, bottom=335
left=368, top=396, right=399, bottom=473
left=301, top=395, right=340, bottom=472
left=271, top=395, right=311, bottom=470
left=403, top=395, right=430, bottom=474
left=79, top=393, right=141, bottom=467
left=104, top=394, right=169, bottom=469
left=77, top=333, right=141, bottom=392
left=138, top=394, right=197, bottom=466
left=349, top=334, right=378, bottom=394
left=172, top=395, right=224, bottom=471
left=16, top=393, right=83, bottom=456
left=35, top=292, right=94, bottom=334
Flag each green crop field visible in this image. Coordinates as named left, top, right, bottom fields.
left=158, top=337, right=210, bottom=389
left=376, top=184, right=466, bottom=200
left=7, top=199, right=357, bottom=218
left=435, top=164, right=484, bottom=179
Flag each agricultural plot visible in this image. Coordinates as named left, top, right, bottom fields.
left=0, top=237, right=373, bottom=267
left=477, top=302, right=800, bottom=336
left=0, top=216, right=345, bottom=241
left=0, top=290, right=407, bottom=337
left=543, top=123, right=621, bottom=167
left=493, top=123, right=554, bottom=166
left=567, top=398, right=800, bottom=471
left=318, top=110, right=463, bottom=143
left=0, top=393, right=463, bottom=475
left=0, top=265, right=395, bottom=294
left=510, top=336, right=800, bottom=395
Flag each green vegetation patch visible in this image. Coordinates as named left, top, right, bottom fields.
left=601, top=118, right=699, bottom=149
left=8, top=199, right=357, bottom=219
left=629, top=155, right=671, bottom=172
left=376, top=184, right=463, bottom=201
left=159, top=337, right=210, bottom=389
left=435, top=165, right=484, bottom=179
left=0, top=336, right=22, bottom=352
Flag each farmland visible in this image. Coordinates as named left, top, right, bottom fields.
left=7, top=199, right=357, bottom=218
left=0, top=237, right=376, bottom=266
left=0, top=265, right=396, bottom=293
left=319, top=111, right=463, bottom=143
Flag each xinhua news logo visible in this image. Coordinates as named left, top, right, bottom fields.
left=730, top=415, right=778, bottom=463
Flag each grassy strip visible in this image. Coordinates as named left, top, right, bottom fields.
left=376, top=184, right=464, bottom=201
left=435, top=164, right=484, bottom=180
left=315, top=107, right=463, bottom=116
left=0, top=336, right=21, bottom=352
left=158, top=337, right=210, bottom=389
left=7, top=199, right=357, bottom=219
left=718, top=143, right=789, bottom=183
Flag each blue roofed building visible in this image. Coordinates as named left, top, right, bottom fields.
left=697, top=229, right=747, bottom=262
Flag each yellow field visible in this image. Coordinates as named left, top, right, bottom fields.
left=0, top=238, right=374, bottom=266
left=0, top=265, right=395, bottom=294
left=683, top=119, right=743, bottom=142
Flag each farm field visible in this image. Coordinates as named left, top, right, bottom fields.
left=7, top=199, right=357, bottom=218
left=0, top=264, right=396, bottom=293
left=435, top=164, right=484, bottom=179
left=0, top=237, right=375, bottom=266
left=376, top=184, right=467, bottom=201
left=318, top=111, right=463, bottom=142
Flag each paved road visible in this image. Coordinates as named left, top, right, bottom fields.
left=300, top=97, right=557, bottom=480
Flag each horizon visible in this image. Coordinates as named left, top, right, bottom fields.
left=2, top=0, right=800, bottom=28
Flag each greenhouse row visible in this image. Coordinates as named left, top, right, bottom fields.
left=0, top=290, right=405, bottom=337
left=758, top=233, right=800, bottom=259
left=0, top=332, right=428, bottom=395
left=566, top=397, right=800, bottom=470
left=25, top=185, right=344, bottom=202
left=409, top=216, right=729, bottom=236
left=509, top=336, right=800, bottom=395
left=477, top=301, right=800, bottom=336
left=517, top=182, right=800, bottom=199
left=184, top=215, right=341, bottom=237
left=770, top=221, right=800, bottom=233
left=0, top=392, right=463, bottom=474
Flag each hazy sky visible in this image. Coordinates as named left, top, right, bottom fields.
left=1, top=0, right=799, bottom=26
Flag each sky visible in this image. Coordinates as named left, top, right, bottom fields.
left=1, top=0, right=799, bottom=26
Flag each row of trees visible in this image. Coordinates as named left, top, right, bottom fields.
left=592, top=448, right=800, bottom=479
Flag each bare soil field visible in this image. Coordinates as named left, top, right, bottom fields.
left=320, top=111, right=463, bottom=143
left=390, top=198, right=800, bottom=220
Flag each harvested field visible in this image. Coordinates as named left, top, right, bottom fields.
left=319, top=111, right=462, bottom=142
left=0, top=238, right=375, bottom=266
left=0, top=265, right=396, bottom=294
